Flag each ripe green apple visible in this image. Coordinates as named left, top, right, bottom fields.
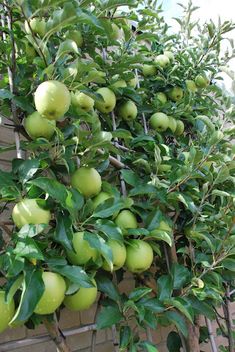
left=168, top=116, right=177, bottom=133
left=64, top=279, right=97, bottom=311
left=102, top=239, right=127, bottom=271
left=65, top=30, right=83, bottom=47
left=71, top=91, right=94, bottom=112
left=24, top=111, right=56, bottom=140
left=115, top=210, right=138, bottom=233
left=25, top=18, right=46, bottom=38
left=34, top=272, right=66, bottom=315
left=12, top=198, right=51, bottom=229
left=125, top=240, right=153, bottom=273
left=142, top=64, right=157, bottom=76
left=112, top=80, right=127, bottom=88
left=34, top=80, right=71, bottom=120
left=127, top=76, right=138, bottom=88
left=0, top=291, right=15, bottom=333
left=118, top=100, right=138, bottom=121
left=150, top=112, right=169, bottom=132
left=155, top=54, right=170, bottom=68
left=164, top=50, right=174, bottom=61
left=96, top=131, right=113, bottom=143
left=186, top=80, right=197, bottom=93
left=71, top=167, right=102, bottom=198
left=195, top=74, right=209, bottom=88
left=90, top=70, right=106, bottom=83
left=67, top=232, right=98, bottom=265
left=93, top=191, right=112, bottom=209
left=56, top=39, right=78, bottom=58
left=95, top=87, right=116, bottom=113
left=175, top=120, right=185, bottom=136
left=154, top=92, right=167, bottom=105
left=167, top=86, right=184, bottom=102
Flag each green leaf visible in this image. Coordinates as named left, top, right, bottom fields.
left=10, top=269, right=44, bottom=324
left=129, top=287, right=152, bottom=302
left=214, top=166, right=230, bottom=185
left=13, top=237, right=44, bottom=260
left=30, top=177, right=68, bottom=204
left=137, top=298, right=165, bottom=313
left=49, top=264, right=94, bottom=288
left=129, top=184, right=158, bottom=196
left=195, top=115, right=215, bottom=132
left=0, top=89, right=13, bottom=99
left=120, top=326, right=132, bottom=350
left=121, top=170, right=142, bottom=187
left=96, top=273, right=120, bottom=301
left=92, top=198, right=125, bottom=218
left=84, top=232, right=113, bottom=268
left=187, top=297, right=215, bottom=320
left=165, top=311, right=188, bottom=337
left=16, top=159, right=40, bottom=184
left=171, top=264, right=191, bottom=289
left=165, top=297, right=194, bottom=323
left=139, top=341, right=159, bottom=352
left=54, top=213, right=73, bottom=251
left=157, top=275, right=173, bottom=301
left=6, top=275, right=24, bottom=304
left=95, top=219, right=123, bottom=242
left=222, top=258, right=235, bottom=271
left=149, top=230, right=172, bottom=246
left=211, top=190, right=230, bottom=197
left=167, top=331, right=182, bottom=352
left=97, top=305, right=122, bottom=329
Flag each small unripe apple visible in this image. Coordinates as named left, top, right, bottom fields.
left=125, top=240, right=153, bottom=273
left=24, top=111, right=56, bottom=140
left=96, top=131, right=113, bottom=143
left=168, top=116, right=177, bottom=133
left=95, top=87, right=116, bottom=113
left=102, top=240, right=127, bottom=271
left=164, top=50, right=174, bottom=61
left=67, top=232, right=98, bottom=265
left=12, top=198, right=51, bottom=229
left=71, top=167, right=102, bottom=198
left=150, top=112, right=169, bottom=132
left=115, top=210, right=138, bottom=233
left=117, top=100, right=138, bottom=121
left=0, top=291, right=15, bottom=333
left=112, top=80, right=127, bottom=88
left=56, top=39, right=78, bottom=58
left=71, top=91, right=94, bottom=112
left=175, top=120, right=185, bottom=136
left=142, top=64, right=157, bottom=76
left=93, top=191, right=112, bottom=209
left=195, top=74, right=209, bottom=88
left=64, top=279, right=97, bottom=311
left=186, top=80, right=197, bottom=93
left=155, top=54, right=170, bottom=68
left=154, top=92, right=167, bottom=105
left=25, top=18, right=46, bottom=38
left=128, top=76, right=138, bottom=88
left=34, top=80, right=71, bottom=120
left=65, top=30, right=83, bottom=47
left=167, top=86, right=184, bottom=102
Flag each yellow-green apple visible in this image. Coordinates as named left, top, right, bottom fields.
left=24, top=111, right=56, bottom=140
left=93, top=191, right=112, bottom=209
left=12, top=198, right=51, bottom=228
left=142, top=64, right=157, bottom=77
left=186, top=80, right=197, bottom=93
left=95, top=88, right=116, bottom=113
left=96, top=131, right=113, bottom=143
left=64, top=279, right=97, bottom=311
left=115, top=210, right=138, bottom=233
left=155, top=54, right=170, bottom=68
left=34, top=80, right=71, bottom=120
left=127, top=76, right=138, bottom=88
left=154, top=92, right=167, bottom=105
left=195, top=74, right=209, bottom=88
left=71, top=91, right=94, bottom=112
left=150, top=112, right=169, bottom=132
left=117, top=100, right=137, bottom=121
left=125, top=240, right=153, bottom=273
left=0, top=291, right=15, bottom=333
left=71, top=167, right=102, bottom=198
left=102, top=239, right=126, bottom=271
left=175, top=120, right=185, bottom=136
left=168, top=116, right=177, bottom=133
left=167, top=86, right=184, bottom=102
left=34, top=272, right=66, bottom=315
left=112, top=80, right=127, bottom=88
left=25, top=18, right=46, bottom=38
left=65, top=30, right=83, bottom=47
left=67, top=232, right=98, bottom=265
left=164, top=50, right=174, bottom=61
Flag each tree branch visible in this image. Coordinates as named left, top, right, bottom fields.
left=42, top=316, right=71, bottom=352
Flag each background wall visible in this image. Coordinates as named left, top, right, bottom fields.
left=0, top=122, right=234, bottom=351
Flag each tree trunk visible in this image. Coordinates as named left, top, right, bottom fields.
left=43, top=317, right=71, bottom=352
left=185, top=320, right=200, bottom=352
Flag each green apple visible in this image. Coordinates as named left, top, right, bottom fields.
left=158, top=163, right=171, bottom=172
left=71, top=167, right=102, bottom=198
left=142, top=64, right=157, bottom=76
left=25, top=18, right=46, bottom=38
left=71, top=91, right=94, bottom=112
left=175, top=120, right=185, bottom=136
left=128, top=76, right=138, bottom=88
left=34, top=272, right=66, bottom=315
left=67, top=232, right=98, bottom=265
left=96, top=131, right=113, bottom=143
left=112, top=80, right=127, bottom=88
left=117, top=100, right=138, bottom=121
left=168, top=116, right=177, bottom=133
left=158, top=220, right=172, bottom=232
left=167, top=86, right=184, bottom=102
left=115, top=210, right=138, bottom=233
left=111, top=23, right=121, bottom=40
left=164, top=50, right=174, bottom=61
left=24, top=111, right=56, bottom=140
left=95, top=87, right=116, bottom=113
left=90, top=70, right=106, bottom=83
left=125, top=240, right=153, bottom=273
left=93, top=191, right=112, bottom=209
left=195, top=74, right=209, bottom=88
left=150, top=112, right=169, bottom=132
left=155, top=54, right=170, bottom=68
left=186, top=80, right=197, bottom=93
left=65, top=30, right=83, bottom=47
left=12, top=198, right=51, bottom=229
left=64, top=279, right=97, bottom=311
left=56, top=39, right=78, bottom=58
left=34, top=80, right=71, bottom=120
left=154, top=92, right=167, bottom=105
left=103, top=240, right=127, bottom=271
left=0, top=291, right=15, bottom=333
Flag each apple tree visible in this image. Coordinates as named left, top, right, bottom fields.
left=0, top=1, right=234, bottom=352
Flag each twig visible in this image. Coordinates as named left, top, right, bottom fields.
left=97, top=149, right=127, bottom=169
left=135, top=69, right=148, bottom=134
left=91, top=295, right=103, bottom=352
left=223, top=285, right=234, bottom=352
left=42, top=317, right=71, bottom=352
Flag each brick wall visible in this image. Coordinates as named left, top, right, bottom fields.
left=0, top=121, right=234, bottom=351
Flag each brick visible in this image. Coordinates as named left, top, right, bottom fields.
left=80, top=305, right=97, bottom=325
left=7, top=341, right=56, bottom=352
left=0, top=326, right=26, bottom=343
left=59, top=308, right=81, bottom=329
